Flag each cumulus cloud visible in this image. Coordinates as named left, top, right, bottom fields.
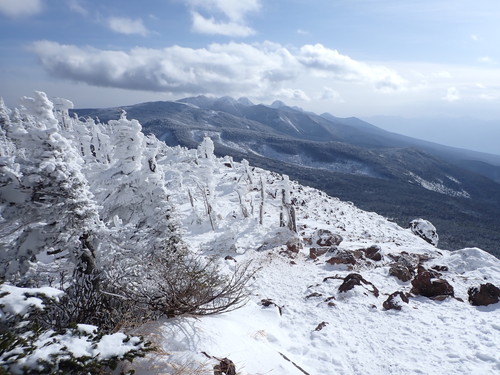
left=0, top=0, right=42, bottom=17
left=107, top=17, right=149, bottom=36
left=297, top=44, right=406, bottom=92
left=30, top=40, right=405, bottom=98
left=443, top=87, right=460, bottom=102
left=183, top=0, right=260, bottom=36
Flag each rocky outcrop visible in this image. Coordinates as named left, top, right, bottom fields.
left=383, top=291, right=410, bottom=310
left=411, top=266, right=454, bottom=299
left=409, top=218, right=439, bottom=246
left=468, top=283, right=500, bottom=306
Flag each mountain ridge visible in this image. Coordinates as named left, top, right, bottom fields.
left=72, top=96, right=500, bottom=256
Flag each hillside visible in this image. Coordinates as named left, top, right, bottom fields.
left=73, top=97, right=500, bottom=257
left=1, top=92, right=498, bottom=375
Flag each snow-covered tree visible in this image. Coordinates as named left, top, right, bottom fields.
left=0, top=92, right=101, bottom=282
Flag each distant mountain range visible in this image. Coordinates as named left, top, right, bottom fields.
left=73, top=96, right=500, bottom=257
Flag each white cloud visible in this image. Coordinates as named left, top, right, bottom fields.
left=320, top=87, right=344, bottom=102
left=297, top=44, right=406, bottom=92
left=443, top=87, right=460, bottom=102
left=0, top=0, right=42, bottom=17
left=30, top=41, right=407, bottom=99
left=434, top=71, right=452, bottom=79
left=470, top=34, right=479, bottom=41
left=191, top=12, right=255, bottom=37
left=68, top=0, right=88, bottom=16
left=296, top=29, right=309, bottom=35
left=183, top=0, right=260, bottom=36
left=478, top=56, right=495, bottom=64
left=107, top=17, right=149, bottom=36
left=276, top=88, right=310, bottom=102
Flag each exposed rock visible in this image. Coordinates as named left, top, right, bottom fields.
left=389, top=264, right=414, bottom=282
left=338, top=273, right=379, bottom=297
left=261, top=299, right=283, bottom=315
left=214, top=358, right=236, bottom=375
left=362, top=245, right=382, bottom=261
left=383, top=291, right=410, bottom=311
left=409, top=218, right=439, bottom=246
left=306, top=292, right=323, bottom=299
left=309, top=247, right=329, bottom=259
left=410, top=267, right=454, bottom=298
left=468, top=283, right=500, bottom=306
left=326, top=250, right=356, bottom=266
left=311, top=229, right=343, bottom=247
left=286, top=238, right=302, bottom=253
left=314, top=321, right=328, bottom=331
left=432, top=265, right=448, bottom=272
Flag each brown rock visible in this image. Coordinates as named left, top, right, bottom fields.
left=214, top=358, right=236, bottom=375
left=383, top=291, right=410, bottom=311
left=389, top=264, right=414, bottom=282
left=313, top=229, right=343, bottom=247
left=468, top=283, right=500, bottom=306
left=327, top=250, right=356, bottom=266
left=363, top=245, right=382, bottom=261
left=309, top=247, right=329, bottom=259
left=338, top=273, right=379, bottom=297
left=411, top=268, right=454, bottom=298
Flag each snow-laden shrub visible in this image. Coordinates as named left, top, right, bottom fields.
left=0, top=282, right=150, bottom=375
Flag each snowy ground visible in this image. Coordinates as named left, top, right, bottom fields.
left=125, top=148, right=500, bottom=375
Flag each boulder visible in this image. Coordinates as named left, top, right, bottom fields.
left=362, top=245, right=382, bottom=261
left=338, top=273, right=379, bottom=297
left=214, top=358, right=236, bottom=375
left=389, top=263, right=414, bottom=282
left=326, top=250, right=356, bottom=266
left=286, top=238, right=302, bottom=253
left=309, top=247, right=329, bottom=259
left=468, top=283, right=500, bottom=306
left=411, top=267, right=454, bottom=298
left=409, top=219, right=439, bottom=246
left=383, top=291, right=410, bottom=311
left=311, top=229, right=343, bottom=247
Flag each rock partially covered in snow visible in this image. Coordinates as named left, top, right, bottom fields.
left=409, top=218, right=439, bottom=246
left=468, top=283, right=500, bottom=306
left=310, top=229, right=343, bottom=247
left=411, top=266, right=454, bottom=299
left=383, top=291, right=410, bottom=311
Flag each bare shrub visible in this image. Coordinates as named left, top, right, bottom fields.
left=117, top=254, right=256, bottom=318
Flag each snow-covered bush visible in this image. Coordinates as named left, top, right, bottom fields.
left=0, top=283, right=150, bottom=375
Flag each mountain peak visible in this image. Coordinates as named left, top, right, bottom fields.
left=270, top=100, right=288, bottom=109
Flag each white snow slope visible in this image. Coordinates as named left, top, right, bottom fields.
left=126, top=139, right=500, bottom=375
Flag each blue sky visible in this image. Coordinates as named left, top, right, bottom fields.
left=1, top=0, right=500, bottom=153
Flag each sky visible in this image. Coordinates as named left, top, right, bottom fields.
left=1, top=0, right=500, bottom=154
